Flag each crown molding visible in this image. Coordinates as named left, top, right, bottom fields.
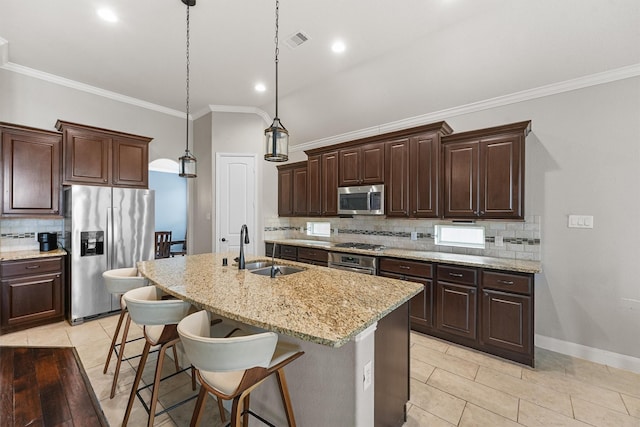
left=0, top=61, right=186, bottom=118
left=293, top=63, right=640, bottom=153
left=201, top=104, right=271, bottom=124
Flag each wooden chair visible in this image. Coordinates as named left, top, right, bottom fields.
left=178, top=310, right=304, bottom=427
left=155, top=231, right=172, bottom=259
left=170, top=235, right=187, bottom=257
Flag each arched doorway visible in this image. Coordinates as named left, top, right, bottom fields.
left=148, top=159, right=187, bottom=255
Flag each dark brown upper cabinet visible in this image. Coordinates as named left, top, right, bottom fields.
left=442, top=121, right=530, bottom=220
left=385, top=122, right=453, bottom=218
left=1, top=122, right=62, bottom=217
left=306, top=150, right=339, bottom=217
left=277, top=161, right=307, bottom=217
left=338, top=142, right=385, bottom=186
left=56, top=120, right=152, bottom=188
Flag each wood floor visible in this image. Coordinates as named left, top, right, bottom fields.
left=0, top=346, right=108, bottom=427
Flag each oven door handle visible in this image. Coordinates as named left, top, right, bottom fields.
left=328, top=264, right=375, bottom=275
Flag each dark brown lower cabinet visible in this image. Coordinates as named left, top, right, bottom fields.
left=378, top=257, right=434, bottom=331
left=479, top=270, right=533, bottom=366
left=1, top=256, right=65, bottom=334
left=436, top=281, right=477, bottom=340
left=297, top=247, right=328, bottom=266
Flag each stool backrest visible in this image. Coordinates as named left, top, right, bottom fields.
left=103, top=267, right=148, bottom=295
left=178, top=310, right=278, bottom=372
left=123, top=286, right=191, bottom=326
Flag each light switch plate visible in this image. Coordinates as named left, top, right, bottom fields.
left=568, top=215, right=594, bottom=229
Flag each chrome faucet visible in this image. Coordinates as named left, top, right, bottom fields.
left=270, top=243, right=281, bottom=278
left=238, top=224, right=250, bottom=269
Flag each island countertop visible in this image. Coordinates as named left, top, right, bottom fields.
left=137, top=252, right=422, bottom=347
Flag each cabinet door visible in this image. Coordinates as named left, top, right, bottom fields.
left=481, top=289, right=531, bottom=354
left=2, top=129, right=61, bottom=215
left=278, top=168, right=293, bottom=216
left=112, top=137, right=149, bottom=188
left=338, top=147, right=361, bottom=186
left=379, top=269, right=434, bottom=330
left=307, top=155, right=322, bottom=216
left=443, top=141, right=479, bottom=218
left=321, top=151, right=339, bottom=216
left=385, top=138, right=410, bottom=217
left=63, top=127, right=111, bottom=185
left=436, top=281, right=477, bottom=340
left=1, top=273, right=63, bottom=329
left=410, top=133, right=439, bottom=218
left=361, top=142, right=385, bottom=184
left=293, top=166, right=308, bottom=216
left=480, top=135, right=523, bottom=219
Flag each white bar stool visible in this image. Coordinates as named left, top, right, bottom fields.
left=121, top=285, right=195, bottom=427
left=102, top=267, right=148, bottom=399
left=178, top=310, right=305, bottom=427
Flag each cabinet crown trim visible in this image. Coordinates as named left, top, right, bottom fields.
left=55, top=120, right=152, bottom=143
left=442, top=120, right=531, bottom=144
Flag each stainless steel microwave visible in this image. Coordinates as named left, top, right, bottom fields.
left=338, top=185, right=385, bottom=215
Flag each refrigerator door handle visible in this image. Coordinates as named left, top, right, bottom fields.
left=106, top=207, right=111, bottom=269
left=112, top=206, right=119, bottom=267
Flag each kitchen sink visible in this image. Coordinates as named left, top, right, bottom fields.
left=250, top=265, right=306, bottom=277
left=244, top=261, right=274, bottom=270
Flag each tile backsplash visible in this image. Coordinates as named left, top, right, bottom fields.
left=265, top=216, right=541, bottom=261
left=0, top=219, right=64, bottom=251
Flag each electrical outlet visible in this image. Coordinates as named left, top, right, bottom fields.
left=363, top=361, right=372, bottom=390
left=410, top=231, right=418, bottom=241
left=495, top=235, right=504, bottom=247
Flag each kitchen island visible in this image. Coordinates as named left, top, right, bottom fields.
left=137, top=252, right=422, bottom=426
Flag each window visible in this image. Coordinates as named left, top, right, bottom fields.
left=435, top=224, right=485, bottom=249
left=306, top=222, right=331, bottom=237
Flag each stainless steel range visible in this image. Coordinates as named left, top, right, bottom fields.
left=328, top=242, right=384, bottom=275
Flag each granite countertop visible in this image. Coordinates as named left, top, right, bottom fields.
left=137, top=252, right=422, bottom=347
left=0, top=248, right=67, bottom=261
left=266, top=239, right=542, bottom=274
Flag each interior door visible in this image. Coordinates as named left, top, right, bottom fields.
left=215, top=154, right=256, bottom=257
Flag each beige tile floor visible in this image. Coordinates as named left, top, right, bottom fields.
left=1, top=316, right=639, bottom=426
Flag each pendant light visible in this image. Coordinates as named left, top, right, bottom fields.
left=179, top=0, right=197, bottom=177
left=264, top=0, right=289, bottom=162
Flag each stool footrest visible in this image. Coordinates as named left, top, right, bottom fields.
left=135, top=365, right=195, bottom=416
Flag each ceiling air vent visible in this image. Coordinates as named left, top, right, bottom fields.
left=285, top=30, right=310, bottom=49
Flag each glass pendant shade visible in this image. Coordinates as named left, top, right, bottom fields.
left=264, top=118, right=289, bottom=162
left=179, top=149, right=197, bottom=177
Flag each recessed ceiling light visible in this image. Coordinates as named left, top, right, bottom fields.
left=97, top=8, right=118, bottom=23
left=331, top=40, right=346, bottom=54
left=254, top=83, right=266, bottom=92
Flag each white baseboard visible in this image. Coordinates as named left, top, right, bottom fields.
left=535, top=334, right=640, bottom=374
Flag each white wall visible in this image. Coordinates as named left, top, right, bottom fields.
left=0, top=69, right=184, bottom=162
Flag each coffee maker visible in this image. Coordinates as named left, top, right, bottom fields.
left=37, top=232, right=58, bottom=252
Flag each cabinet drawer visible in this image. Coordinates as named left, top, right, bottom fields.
left=279, top=245, right=298, bottom=260
left=297, top=247, right=328, bottom=263
left=482, top=270, right=532, bottom=295
left=379, top=258, right=432, bottom=278
left=1, top=257, right=63, bottom=279
left=437, top=264, right=477, bottom=286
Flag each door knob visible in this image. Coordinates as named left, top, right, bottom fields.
left=221, top=238, right=226, bottom=242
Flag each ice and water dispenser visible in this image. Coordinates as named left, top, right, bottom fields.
left=80, top=231, right=104, bottom=256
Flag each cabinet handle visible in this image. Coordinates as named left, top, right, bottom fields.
left=497, top=280, right=514, bottom=285
left=448, top=272, right=463, bottom=277
left=470, top=289, right=476, bottom=294
left=473, top=211, right=479, bottom=216
left=480, top=211, right=485, bottom=216
left=26, top=265, right=41, bottom=270
left=400, top=266, right=411, bottom=270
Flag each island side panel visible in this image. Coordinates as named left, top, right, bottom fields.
left=247, top=333, right=369, bottom=426
left=375, top=300, right=410, bottom=426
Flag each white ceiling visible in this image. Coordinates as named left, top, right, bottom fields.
left=1, top=0, right=639, bottom=145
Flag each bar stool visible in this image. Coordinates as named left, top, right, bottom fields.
left=121, top=285, right=195, bottom=427
left=102, top=267, right=148, bottom=399
left=177, top=310, right=305, bottom=427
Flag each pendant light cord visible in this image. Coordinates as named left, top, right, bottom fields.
left=274, top=0, right=280, bottom=119
left=185, top=3, right=191, bottom=152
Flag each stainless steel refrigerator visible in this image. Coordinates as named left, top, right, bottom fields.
left=63, top=185, right=155, bottom=325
